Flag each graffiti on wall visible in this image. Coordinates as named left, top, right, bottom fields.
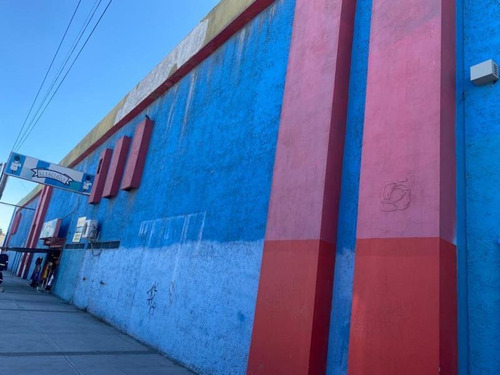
left=146, top=281, right=159, bottom=316
left=380, top=178, right=412, bottom=212
left=138, top=212, right=206, bottom=248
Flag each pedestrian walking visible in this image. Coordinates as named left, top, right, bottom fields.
left=29, top=257, right=43, bottom=288
left=0, top=249, right=9, bottom=293
left=39, top=262, right=53, bottom=291
left=45, top=272, right=55, bottom=293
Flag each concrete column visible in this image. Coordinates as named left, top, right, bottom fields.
left=247, top=0, right=356, bottom=373
left=347, top=0, right=457, bottom=374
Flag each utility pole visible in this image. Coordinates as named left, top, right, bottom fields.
left=0, top=163, right=8, bottom=200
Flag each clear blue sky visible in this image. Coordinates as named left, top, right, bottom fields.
left=0, top=0, right=220, bottom=232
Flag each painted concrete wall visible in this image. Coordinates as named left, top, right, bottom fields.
left=9, top=1, right=295, bottom=374
left=326, top=0, right=372, bottom=374
left=11, top=0, right=500, bottom=374
left=6, top=197, right=40, bottom=274
left=461, top=0, right=500, bottom=373
left=348, top=0, right=457, bottom=373
left=248, top=0, right=357, bottom=372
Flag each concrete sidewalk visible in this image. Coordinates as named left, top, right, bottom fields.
left=0, top=271, right=194, bottom=375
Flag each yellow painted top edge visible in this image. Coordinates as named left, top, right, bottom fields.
left=203, top=0, right=256, bottom=44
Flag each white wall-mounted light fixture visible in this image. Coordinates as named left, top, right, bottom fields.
left=82, top=219, right=99, bottom=240
left=471, top=59, right=499, bottom=86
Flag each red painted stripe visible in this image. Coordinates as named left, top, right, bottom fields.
left=18, top=186, right=53, bottom=278
left=439, top=238, right=458, bottom=375
left=440, top=0, right=457, bottom=242
left=103, top=136, right=131, bottom=198
left=9, top=211, right=22, bottom=235
left=89, top=148, right=113, bottom=204
left=121, top=118, right=154, bottom=191
left=26, top=187, right=52, bottom=249
left=66, top=0, right=276, bottom=171
left=16, top=253, right=28, bottom=277
left=348, top=238, right=457, bottom=375
left=349, top=0, right=457, bottom=373
left=249, top=240, right=335, bottom=375
left=4, top=209, right=21, bottom=248
left=248, top=0, right=356, bottom=372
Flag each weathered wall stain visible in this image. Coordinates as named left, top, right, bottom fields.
left=138, top=212, right=206, bottom=248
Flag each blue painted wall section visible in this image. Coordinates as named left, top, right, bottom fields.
left=326, top=1, right=371, bottom=374
left=11, top=1, right=295, bottom=374
left=6, top=197, right=40, bottom=274
left=462, top=0, right=500, bottom=373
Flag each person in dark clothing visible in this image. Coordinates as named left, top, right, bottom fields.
left=0, top=249, right=9, bottom=293
left=29, top=257, right=43, bottom=288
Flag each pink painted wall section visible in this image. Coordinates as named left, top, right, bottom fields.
left=439, top=0, right=456, bottom=242
left=356, top=0, right=456, bottom=242
left=265, top=0, right=356, bottom=243
left=121, top=118, right=154, bottom=191
left=348, top=0, right=457, bottom=373
left=89, top=148, right=113, bottom=205
left=249, top=0, right=356, bottom=373
left=348, top=238, right=457, bottom=374
left=103, top=136, right=131, bottom=198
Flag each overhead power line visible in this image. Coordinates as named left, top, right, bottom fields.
left=0, top=201, right=35, bottom=211
left=14, top=0, right=114, bottom=152
left=14, top=0, right=104, bottom=150
left=11, top=0, right=82, bottom=152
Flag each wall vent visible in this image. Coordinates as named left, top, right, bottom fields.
left=471, top=59, right=499, bottom=85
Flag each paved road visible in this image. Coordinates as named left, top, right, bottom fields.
left=0, top=271, right=194, bottom=375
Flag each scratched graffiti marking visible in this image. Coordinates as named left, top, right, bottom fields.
left=139, top=212, right=206, bottom=248
left=169, top=281, right=175, bottom=305
left=146, top=282, right=159, bottom=316
left=380, top=178, right=411, bottom=212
